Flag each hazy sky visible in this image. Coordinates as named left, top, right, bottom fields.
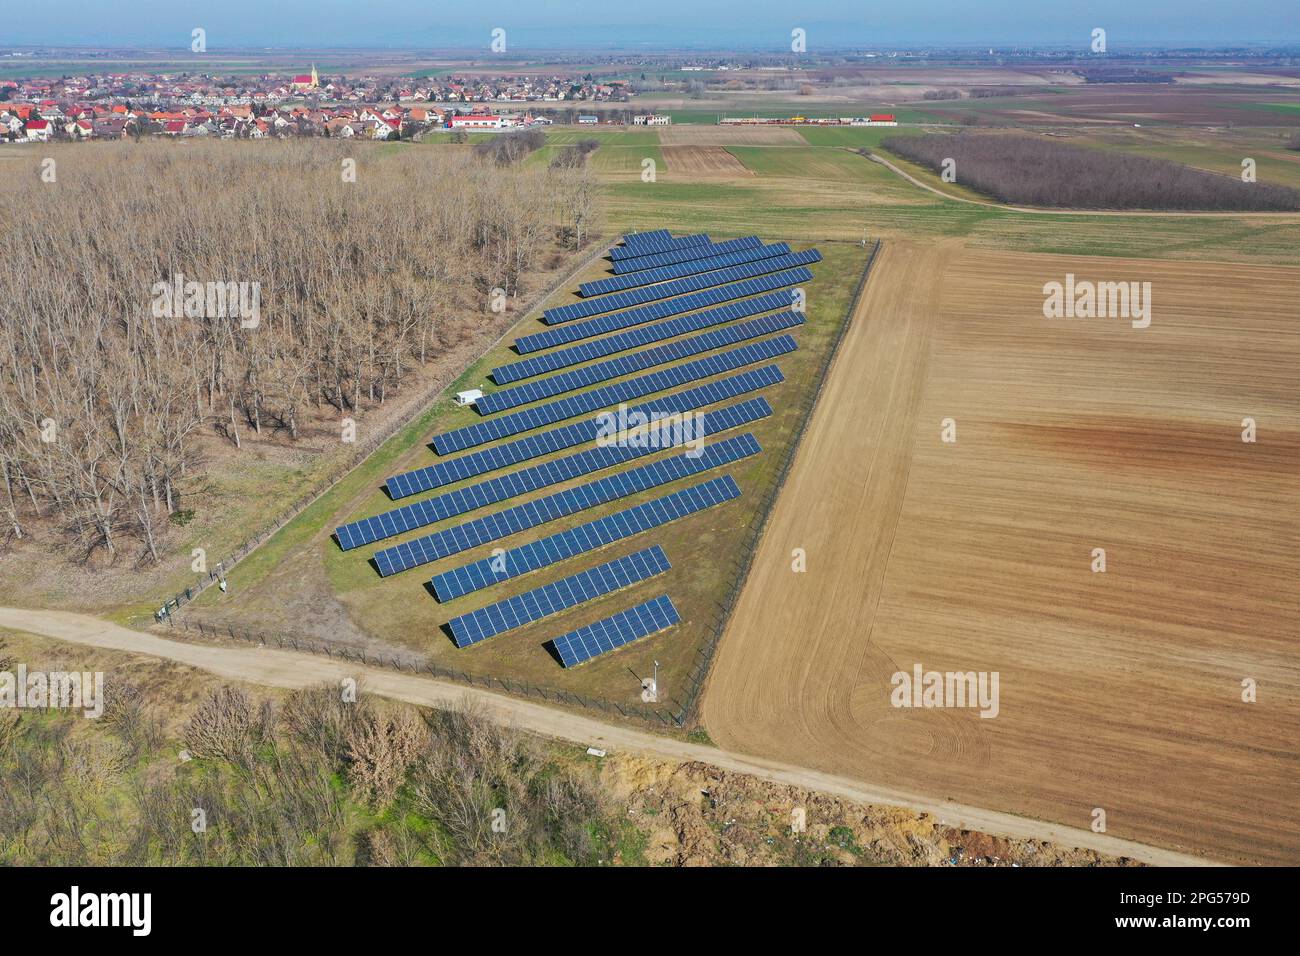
left=3, top=0, right=1297, bottom=48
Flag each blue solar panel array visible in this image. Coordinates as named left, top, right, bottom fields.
left=373, top=433, right=760, bottom=576
left=550, top=595, right=680, bottom=667
left=387, top=365, right=783, bottom=498
left=432, top=336, right=796, bottom=454
left=476, top=311, right=803, bottom=415
left=516, top=270, right=811, bottom=354
left=544, top=250, right=822, bottom=324
left=609, top=234, right=710, bottom=261
left=431, top=475, right=739, bottom=601
left=447, top=546, right=671, bottom=647
left=337, top=398, right=769, bottom=550
left=620, top=230, right=671, bottom=250
left=612, top=237, right=763, bottom=275
left=494, top=291, right=791, bottom=385
left=579, top=243, right=792, bottom=297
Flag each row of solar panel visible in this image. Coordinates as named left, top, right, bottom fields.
left=338, top=398, right=769, bottom=551
left=609, top=234, right=709, bottom=261
left=374, top=432, right=761, bottom=576
left=433, top=336, right=796, bottom=455
left=620, top=230, right=671, bottom=250
left=388, top=365, right=781, bottom=499
left=493, top=291, right=791, bottom=385
left=476, top=311, right=803, bottom=415
left=550, top=595, right=680, bottom=667
left=579, top=243, right=791, bottom=298
left=432, top=474, right=740, bottom=601
left=611, top=236, right=762, bottom=275
left=544, top=250, right=822, bottom=325
left=447, top=546, right=671, bottom=647
left=515, top=269, right=810, bottom=354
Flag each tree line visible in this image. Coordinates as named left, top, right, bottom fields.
left=0, top=139, right=601, bottom=565
left=883, top=132, right=1300, bottom=211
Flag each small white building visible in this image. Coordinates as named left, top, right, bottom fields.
left=454, top=389, right=484, bottom=407
left=450, top=114, right=505, bottom=130
left=633, top=114, right=671, bottom=126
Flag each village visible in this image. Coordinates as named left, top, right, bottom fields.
left=0, top=66, right=644, bottom=141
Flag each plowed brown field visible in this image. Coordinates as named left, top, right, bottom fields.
left=661, top=145, right=753, bottom=180
left=703, top=241, right=1300, bottom=865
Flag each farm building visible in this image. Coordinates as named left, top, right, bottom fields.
left=449, top=114, right=505, bottom=130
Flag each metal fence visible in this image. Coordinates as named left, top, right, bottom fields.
left=170, top=617, right=683, bottom=725
left=155, top=239, right=614, bottom=620
left=166, top=237, right=884, bottom=731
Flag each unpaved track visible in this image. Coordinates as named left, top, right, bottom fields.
left=0, top=605, right=1212, bottom=866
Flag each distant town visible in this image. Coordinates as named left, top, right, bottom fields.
left=0, top=67, right=650, bottom=141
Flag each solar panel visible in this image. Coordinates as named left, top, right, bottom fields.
left=494, top=291, right=792, bottom=384
left=337, top=398, right=769, bottom=550
left=373, top=432, right=761, bottom=576
left=432, top=475, right=740, bottom=601
left=612, top=236, right=763, bottom=275
left=386, top=365, right=783, bottom=498
left=432, top=336, right=796, bottom=454
left=620, top=229, right=671, bottom=250
left=609, top=234, right=710, bottom=261
left=476, top=311, right=803, bottom=414
left=580, top=243, right=792, bottom=297
left=447, top=546, right=672, bottom=648
left=516, top=270, right=811, bottom=354
left=545, top=249, right=822, bottom=324
left=550, top=595, right=680, bottom=667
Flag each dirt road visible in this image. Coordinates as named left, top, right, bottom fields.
left=866, top=150, right=1300, bottom=219
left=0, top=604, right=1213, bottom=866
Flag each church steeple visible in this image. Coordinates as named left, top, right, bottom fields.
left=310, top=63, right=319, bottom=88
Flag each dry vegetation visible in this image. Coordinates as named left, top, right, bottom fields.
left=884, top=132, right=1300, bottom=210
left=0, top=140, right=598, bottom=568
left=0, top=631, right=1136, bottom=866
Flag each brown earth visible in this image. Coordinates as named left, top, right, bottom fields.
left=601, top=755, right=1139, bottom=866
left=658, top=125, right=808, bottom=147
left=661, top=145, right=755, bottom=180
left=703, top=240, right=1300, bottom=866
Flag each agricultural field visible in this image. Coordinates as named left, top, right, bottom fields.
left=703, top=242, right=1300, bottom=865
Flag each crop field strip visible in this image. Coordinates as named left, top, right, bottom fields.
left=608, top=233, right=710, bottom=260
left=543, top=250, right=822, bottom=324
left=386, top=365, right=783, bottom=498
left=612, top=236, right=763, bottom=274
left=549, top=595, right=681, bottom=668
left=492, top=291, right=793, bottom=384
left=578, top=242, right=792, bottom=297
left=474, top=311, right=804, bottom=414
left=431, top=336, right=797, bottom=454
left=336, top=397, right=770, bottom=550
left=372, top=432, right=762, bottom=576
left=446, top=546, right=673, bottom=648
left=431, top=474, right=742, bottom=601
left=515, top=270, right=812, bottom=353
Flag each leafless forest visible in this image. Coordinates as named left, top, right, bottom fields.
left=0, top=140, right=599, bottom=566
left=883, top=132, right=1300, bottom=210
